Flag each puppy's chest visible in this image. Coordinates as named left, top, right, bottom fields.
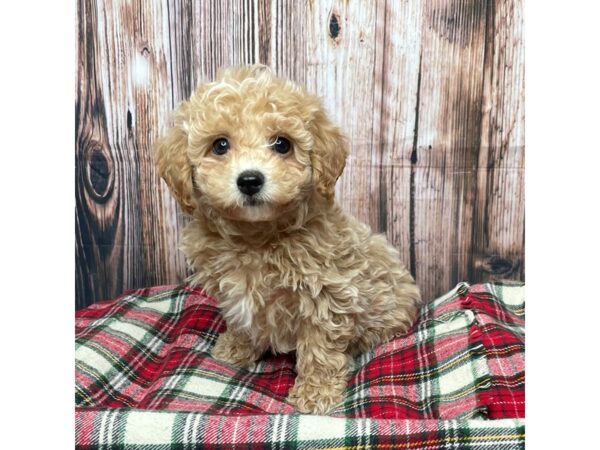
left=207, top=247, right=303, bottom=352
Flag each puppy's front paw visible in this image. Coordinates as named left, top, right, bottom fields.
left=288, top=377, right=346, bottom=414
left=212, top=331, right=259, bottom=369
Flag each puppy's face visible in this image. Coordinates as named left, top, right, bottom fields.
left=186, top=70, right=315, bottom=222
left=156, top=66, right=348, bottom=222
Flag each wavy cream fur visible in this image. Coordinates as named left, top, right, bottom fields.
left=155, top=65, right=421, bottom=414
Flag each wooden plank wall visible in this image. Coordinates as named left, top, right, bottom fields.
left=76, top=0, right=524, bottom=310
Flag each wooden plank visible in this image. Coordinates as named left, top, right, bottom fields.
left=76, top=0, right=122, bottom=309
left=305, top=0, right=382, bottom=228
left=76, top=0, right=183, bottom=308
left=267, top=0, right=307, bottom=84
left=373, top=0, right=423, bottom=270
left=471, top=0, right=525, bottom=282
left=171, top=0, right=309, bottom=90
left=188, top=0, right=258, bottom=85
left=412, top=0, right=489, bottom=301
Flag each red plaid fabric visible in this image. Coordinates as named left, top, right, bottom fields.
left=75, top=282, right=524, bottom=448
left=464, top=284, right=525, bottom=418
left=422, top=283, right=525, bottom=419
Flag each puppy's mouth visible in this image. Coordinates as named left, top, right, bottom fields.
left=243, top=196, right=265, bottom=207
left=230, top=197, right=278, bottom=223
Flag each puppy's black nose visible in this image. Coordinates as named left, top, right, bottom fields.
left=237, top=170, right=265, bottom=196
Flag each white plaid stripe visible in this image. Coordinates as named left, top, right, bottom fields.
left=78, top=406, right=525, bottom=448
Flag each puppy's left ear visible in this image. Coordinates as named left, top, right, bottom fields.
left=154, top=101, right=197, bottom=214
left=310, top=108, right=349, bottom=202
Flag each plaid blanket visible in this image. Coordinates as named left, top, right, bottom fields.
left=75, top=282, right=525, bottom=449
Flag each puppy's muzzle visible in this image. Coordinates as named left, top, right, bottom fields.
left=237, top=170, right=264, bottom=197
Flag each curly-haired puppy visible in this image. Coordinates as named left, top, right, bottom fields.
left=155, top=65, right=421, bottom=414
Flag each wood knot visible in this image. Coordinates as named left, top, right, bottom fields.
left=329, top=12, right=341, bottom=43
left=481, top=256, right=514, bottom=276
left=84, top=143, right=114, bottom=203
left=127, top=109, right=133, bottom=137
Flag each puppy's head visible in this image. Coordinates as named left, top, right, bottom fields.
left=155, top=65, right=347, bottom=222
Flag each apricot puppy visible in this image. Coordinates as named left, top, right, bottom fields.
left=155, top=65, right=421, bottom=414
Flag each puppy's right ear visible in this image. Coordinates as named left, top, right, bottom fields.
left=155, top=101, right=196, bottom=214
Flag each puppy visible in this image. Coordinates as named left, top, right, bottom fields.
left=155, top=65, right=421, bottom=414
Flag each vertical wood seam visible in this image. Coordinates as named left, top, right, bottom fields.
left=409, top=52, right=423, bottom=280
left=376, top=0, right=389, bottom=234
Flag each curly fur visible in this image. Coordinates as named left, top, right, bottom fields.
left=155, top=65, right=421, bottom=414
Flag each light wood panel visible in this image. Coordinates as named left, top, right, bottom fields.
left=76, top=0, right=524, bottom=308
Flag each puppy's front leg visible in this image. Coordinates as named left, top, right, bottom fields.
left=212, top=330, right=263, bottom=369
left=288, top=324, right=349, bottom=414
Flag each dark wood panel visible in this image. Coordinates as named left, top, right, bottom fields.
left=76, top=0, right=122, bottom=309
left=76, top=0, right=187, bottom=309
left=471, top=0, right=525, bottom=284
left=412, top=0, right=489, bottom=301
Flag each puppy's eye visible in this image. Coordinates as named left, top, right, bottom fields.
left=212, top=138, right=230, bottom=155
left=271, top=136, right=291, bottom=154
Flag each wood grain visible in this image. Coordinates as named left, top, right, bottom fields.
left=372, top=0, right=423, bottom=273
left=76, top=0, right=186, bottom=309
left=472, top=0, right=525, bottom=283
left=76, top=0, right=525, bottom=308
left=411, top=0, right=490, bottom=301
left=306, top=0, right=381, bottom=227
